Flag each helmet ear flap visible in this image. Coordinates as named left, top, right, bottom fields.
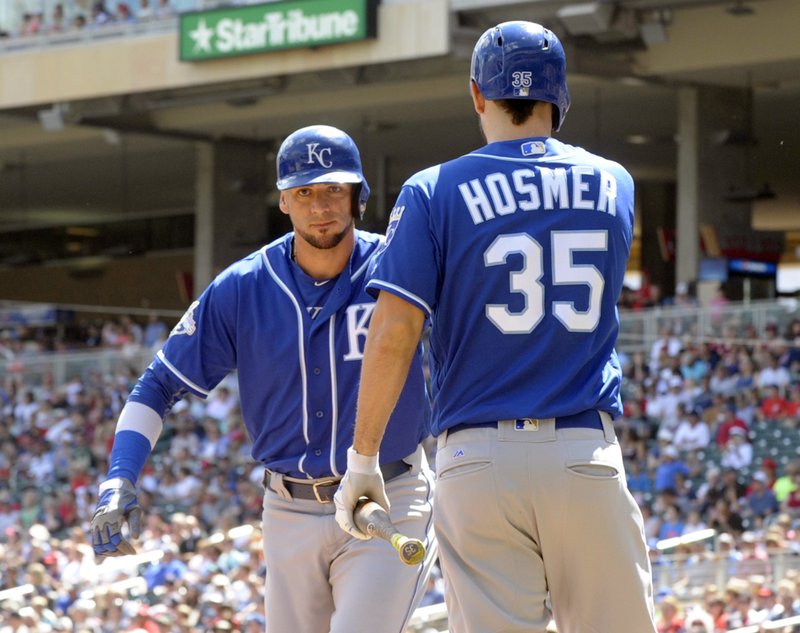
left=352, top=185, right=365, bottom=220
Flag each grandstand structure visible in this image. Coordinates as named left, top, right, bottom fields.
left=0, top=0, right=799, bottom=311
left=2, top=1, right=800, bottom=631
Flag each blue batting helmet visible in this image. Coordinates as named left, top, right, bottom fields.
left=471, top=21, right=571, bottom=131
left=276, top=125, right=370, bottom=218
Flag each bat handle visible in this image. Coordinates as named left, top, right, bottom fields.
left=354, top=498, right=426, bottom=566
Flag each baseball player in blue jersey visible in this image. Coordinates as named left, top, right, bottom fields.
left=335, top=22, right=657, bottom=633
left=89, top=125, right=436, bottom=632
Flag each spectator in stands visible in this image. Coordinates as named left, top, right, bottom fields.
left=658, top=505, right=686, bottom=541
left=709, top=363, right=738, bottom=398
left=758, top=385, right=790, bottom=422
left=651, top=324, right=683, bottom=372
left=680, top=345, right=710, bottom=384
left=137, top=0, right=155, bottom=20
left=649, top=375, right=686, bottom=433
left=745, top=471, right=779, bottom=523
left=715, top=401, right=748, bottom=446
left=708, top=498, right=745, bottom=536
left=784, top=384, right=800, bottom=424
left=155, top=0, right=174, bottom=18
left=116, top=3, right=135, bottom=23
left=771, top=579, right=798, bottom=619
left=673, top=407, right=711, bottom=452
left=725, top=582, right=757, bottom=628
left=204, top=385, right=239, bottom=427
left=682, top=509, right=707, bottom=535
left=780, top=470, right=800, bottom=518
left=143, top=312, right=169, bottom=348
left=48, top=4, right=66, bottom=33
left=758, top=353, right=791, bottom=390
left=735, top=532, right=772, bottom=580
left=627, top=459, right=652, bottom=506
left=655, top=593, right=685, bottom=633
left=21, top=12, right=43, bottom=36
left=704, top=592, right=728, bottom=633
left=683, top=610, right=712, bottom=633
left=89, top=2, right=113, bottom=27
left=773, top=461, right=800, bottom=503
left=707, top=285, right=730, bottom=327
left=143, top=541, right=188, bottom=590
left=720, top=426, right=753, bottom=470
left=655, top=445, right=691, bottom=494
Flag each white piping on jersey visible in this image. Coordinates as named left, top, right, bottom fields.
left=116, top=401, right=164, bottom=450
left=157, top=350, right=210, bottom=397
left=262, top=245, right=311, bottom=476
left=327, top=315, right=340, bottom=477
left=351, top=254, right=371, bottom=282
left=370, top=281, right=433, bottom=317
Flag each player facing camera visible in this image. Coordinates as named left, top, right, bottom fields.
left=91, top=121, right=435, bottom=633
left=276, top=124, right=370, bottom=221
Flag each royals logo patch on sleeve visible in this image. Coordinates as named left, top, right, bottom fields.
left=170, top=300, right=200, bottom=337
left=384, top=205, right=406, bottom=246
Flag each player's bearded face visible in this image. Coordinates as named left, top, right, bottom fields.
left=282, top=183, right=355, bottom=250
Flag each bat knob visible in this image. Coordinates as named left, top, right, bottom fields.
left=391, top=534, right=426, bottom=566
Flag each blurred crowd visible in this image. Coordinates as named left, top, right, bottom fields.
left=1, top=1, right=177, bottom=38
left=0, top=0, right=290, bottom=39
left=0, top=298, right=800, bottom=632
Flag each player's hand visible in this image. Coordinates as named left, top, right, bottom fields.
left=90, top=477, right=142, bottom=560
left=334, top=447, right=389, bottom=540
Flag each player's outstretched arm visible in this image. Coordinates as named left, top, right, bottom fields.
left=90, top=400, right=165, bottom=559
left=334, top=290, right=425, bottom=538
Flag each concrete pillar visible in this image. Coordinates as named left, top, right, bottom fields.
left=675, top=87, right=700, bottom=288
left=193, top=142, right=269, bottom=298
left=673, top=85, right=783, bottom=301
left=194, top=142, right=215, bottom=294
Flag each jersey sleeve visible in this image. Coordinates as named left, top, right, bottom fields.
left=157, top=273, right=239, bottom=398
left=367, top=181, right=440, bottom=316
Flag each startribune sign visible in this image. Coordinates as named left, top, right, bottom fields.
left=179, top=0, right=379, bottom=61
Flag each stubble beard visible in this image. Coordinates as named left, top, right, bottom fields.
left=296, top=215, right=354, bottom=250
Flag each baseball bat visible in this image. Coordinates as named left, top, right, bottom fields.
left=353, top=498, right=426, bottom=566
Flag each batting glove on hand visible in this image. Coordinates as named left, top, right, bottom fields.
left=90, top=477, right=142, bottom=560
left=334, top=447, right=390, bottom=540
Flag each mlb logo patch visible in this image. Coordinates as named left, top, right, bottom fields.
left=515, top=419, right=539, bottom=431
left=453, top=448, right=465, bottom=459
left=521, top=141, right=545, bottom=156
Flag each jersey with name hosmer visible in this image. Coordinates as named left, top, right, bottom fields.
left=133, top=230, right=430, bottom=477
left=368, top=137, right=633, bottom=436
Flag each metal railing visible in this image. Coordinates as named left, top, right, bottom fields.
left=0, top=345, right=155, bottom=386
left=618, top=297, right=800, bottom=355
left=405, top=545, right=800, bottom=632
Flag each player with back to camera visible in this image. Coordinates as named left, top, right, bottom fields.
left=89, top=125, right=436, bottom=633
left=334, top=21, right=658, bottom=633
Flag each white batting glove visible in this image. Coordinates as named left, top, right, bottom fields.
left=90, top=477, right=142, bottom=560
left=334, top=447, right=390, bottom=540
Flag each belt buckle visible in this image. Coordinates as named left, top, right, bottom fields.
left=312, top=478, right=339, bottom=503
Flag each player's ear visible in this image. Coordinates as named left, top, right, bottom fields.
left=278, top=191, right=290, bottom=215
left=470, top=80, right=485, bottom=114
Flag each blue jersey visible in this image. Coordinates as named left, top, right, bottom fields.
left=134, top=230, right=430, bottom=478
left=368, top=138, right=632, bottom=436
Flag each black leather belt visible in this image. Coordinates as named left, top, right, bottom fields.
left=263, top=459, right=412, bottom=503
left=448, top=410, right=604, bottom=436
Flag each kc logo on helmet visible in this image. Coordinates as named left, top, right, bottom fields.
left=306, top=143, right=333, bottom=168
